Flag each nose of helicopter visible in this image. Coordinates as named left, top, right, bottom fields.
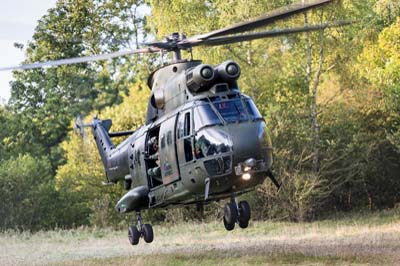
left=223, top=120, right=272, bottom=168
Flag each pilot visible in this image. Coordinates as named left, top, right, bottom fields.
left=147, top=137, right=161, bottom=181
left=195, top=135, right=215, bottom=158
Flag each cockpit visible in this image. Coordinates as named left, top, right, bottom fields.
left=192, top=102, right=233, bottom=160
left=187, top=93, right=265, bottom=176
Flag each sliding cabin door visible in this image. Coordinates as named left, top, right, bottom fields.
left=159, top=115, right=180, bottom=184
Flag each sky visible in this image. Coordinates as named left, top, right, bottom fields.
left=0, top=0, right=57, bottom=103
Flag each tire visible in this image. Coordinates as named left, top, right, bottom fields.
left=142, top=224, right=154, bottom=243
left=238, top=219, right=249, bottom=229
left=128, top=226, right=140, bottom=245
left=224, top=202, right=238, bottom=225
left=223, top=215, right=235, bottom=231
left=238, top=201, right=251, bottom=222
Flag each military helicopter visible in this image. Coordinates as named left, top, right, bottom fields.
left=1, top=0, right=349, bottom=245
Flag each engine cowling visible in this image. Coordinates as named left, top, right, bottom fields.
left=215, top=60, right=240, bottom=81
left=186, top=64, right=215, bottom=92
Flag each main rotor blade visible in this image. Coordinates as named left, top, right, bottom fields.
left=0, top=47, right=161, bottom=71
left=187, top=0, right=332, bottom=42
left=184, top=21, right=352, bottom=48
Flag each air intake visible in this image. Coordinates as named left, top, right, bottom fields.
left=215, top=60, right=241, bottom=81
left=186, top=64, right=215, bottom=92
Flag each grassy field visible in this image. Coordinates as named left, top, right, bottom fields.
left=1, top=210, right=399, bottom=266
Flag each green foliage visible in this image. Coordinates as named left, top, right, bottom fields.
left=358, top=17, right=400, bottom=114
left=0, top=154, right=58, bottom=230
left=374, top=0, right=400, bottom=25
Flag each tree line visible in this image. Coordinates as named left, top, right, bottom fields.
left=0, top=0, right=399, bottom=230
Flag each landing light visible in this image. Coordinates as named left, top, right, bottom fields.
left=242, top=173, right=251, bottom=181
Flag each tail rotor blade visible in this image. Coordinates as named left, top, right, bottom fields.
left=74, top=115, right=93, bottom=138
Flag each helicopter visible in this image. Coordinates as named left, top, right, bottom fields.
left=0, top=0, right=350, bottom=246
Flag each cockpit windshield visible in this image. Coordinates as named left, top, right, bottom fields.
left=212, top=99, right=248, bottom=122
left=191, top=96, right=263, bottom=132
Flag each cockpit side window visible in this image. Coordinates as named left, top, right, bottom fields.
left=193, top=104, right=222, bottom=132
left=244, top=99, right=263, bottom=120
left=194, top=128, right=232, bottom=159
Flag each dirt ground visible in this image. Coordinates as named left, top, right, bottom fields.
left=1, top=218, right=399, bottom=266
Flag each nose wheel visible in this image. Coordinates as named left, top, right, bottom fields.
left=223, top=197, right=251, bottom=231
left=128, top=211, right=154, bottom=246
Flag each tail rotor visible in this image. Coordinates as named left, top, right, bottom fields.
left=74, top=114, right=93, bottom=138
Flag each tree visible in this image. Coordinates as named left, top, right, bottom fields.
left=9, top=0, right=149, bottom=168
left=0, top=154, right=59, bottom=230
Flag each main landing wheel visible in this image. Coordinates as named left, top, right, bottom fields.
left=223, top=215, right=235, bottom=231
left=128, top=212, right=154, bottom=246
left=222, top=198, right=252, bottom=231
left=238, top=200, right=251, bottom=229
left=128, top=225, right=140, bottom=245
left=223, top=202, right=237, bottom=231
left=142, top=224, right=154, bottom=243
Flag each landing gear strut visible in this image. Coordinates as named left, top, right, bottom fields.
left=128, top=211, right=154, bottom=245
left=223, top=195, right=251, bottom=231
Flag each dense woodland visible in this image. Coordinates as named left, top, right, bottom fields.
left=0, top=0, right=399, bottom=230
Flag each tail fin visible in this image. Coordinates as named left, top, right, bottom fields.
left=74, top=115, right=115, bottom=178
left=74, top=115, right=130, bottom=184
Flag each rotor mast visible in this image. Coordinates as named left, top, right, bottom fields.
left=172, top=49, right=182, bottom=62
left=168, top=32, right=185, bottom=62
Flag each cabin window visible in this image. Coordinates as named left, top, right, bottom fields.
left=167, top=131, right=172, bottom=145
left=193, top=104, right=222, bottom=132
left=136, top=150, right=141, bottom=166
left=161, top=134, right=166, bottom=149
left=177, top=121, right=183, bottom=139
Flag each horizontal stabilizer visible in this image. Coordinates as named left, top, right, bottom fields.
left=108, top=130, right=135, bottom=138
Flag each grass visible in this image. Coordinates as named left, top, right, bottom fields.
left=52, top=252, right=387, bottom=266
left=0, top=209, right=399, bottom=266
